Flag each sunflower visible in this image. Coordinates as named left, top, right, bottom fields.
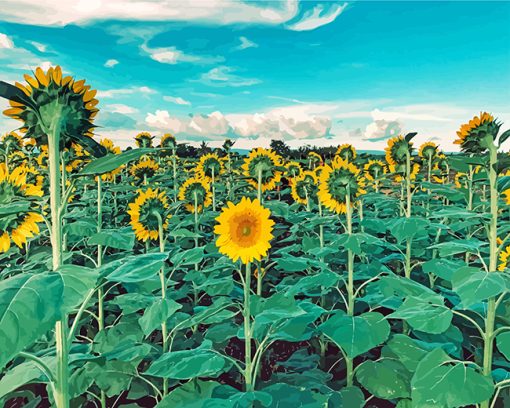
left=19, top=164, right=44, bottom=188
left=432, top=154, right=449, bottom=183
left=385, top=136, right=413, bottom=166
left=8, top=151, right=26, bottom=166
left=285, top=161, right=302, bottom=178
left=499, top=245, right=510, bottom=271
left=36, top=146, right=49, bottom=170
left=134, top=132, right=154, bottom=148
left=454, top=112, right=500, bottom=154
left=2, top=132, right=23, bottom=151
left=364, top=160, right=386, bottom=181
left=160, top=133, right=176, bottom=149
left=390, top=163, right=421, bottom=183
left=178, top=177, right=212, bottom=213
left=308, top=151, right=322, bottom=168
left=0, top=163, right=44, bottom=252
left=335, top=144, right=357, bottom=162
left=100, top=138, right=122, bottom=182
left=242, top=148, right=283, bottom=192
left=291, top=170, right=318, bottom=206
left=130, top=158, right=159, bottom=182
left=418, top=142, right=438, bottom=160
left=127, top=188, right=170, bottom=242
left=318, top=158, right=366, bottom=214
left=2, top=66, right=98, bottom=145
left=502, top=189, right=510, bottom=205
left=196, top=153, right=223, bottom=183
left=214, top=197, right=274, bottom=264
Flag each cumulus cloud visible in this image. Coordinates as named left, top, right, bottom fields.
left=195, top=66, right=261, bottom=87
left=0, top=33, right=14, bottom=49
left=104, top=59, right=119, bottom=67
left=287, top=3, right=347, bottom=31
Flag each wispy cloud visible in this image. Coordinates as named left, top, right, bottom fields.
left=104, top=59, right=119, bottom=68
left=141, top=43, right=223, bottom=65
left=195, top=66, right=261, bottom=87
left=287, top=3, right=348, bottom=31
left=28, top=41, right=47, bottom=52
left=0, top=33, right=14, bottom=49
left=163, top=95, right=191, bottom=106
left=234, top=36, right=258, bottom=51
left=97, top=86, right=156, bottom=98
left=105, top=104, right=139, bottom=114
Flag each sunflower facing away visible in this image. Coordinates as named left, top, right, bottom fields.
left=242, top=148, right=283, bottom=192
left=308, top=151, right=322, bottom=169
left=291, top=170, right=318, bottom=206
left=390, top=162, right=421, bottom=183
left=127, top=188, right=170, bottom=242
left=3, top=66, right=98, bottom=145
left=2, top=132, right=23, bottom=151
left=134, top=132, right=154, bottom=148
left=364, top=160, right=386, bottom=181
left=130, top=158, right=159, bottom=181
left=196, top=153, right=224, bottom=183
left=0, top=163, right=44, bottom=252
left=285, top=161, right=302, bottom=178
left=385, top=136, right=413, bottom=166
left=499, top=245, right=510, bottom=271
left=454, top=112, right=500, bottom=154
left=100, top=138, right=122, bottom=182
left=178, top=177, right=212, bottom=213
left=214, top=197, right=274, bottom=264
left=318, top=158, right=366, bottom=214
left=160, top=133, right=176, bottom=149
left=336, top=144, right=357, bottom=162
left=418, top=142, right=438, bottom=160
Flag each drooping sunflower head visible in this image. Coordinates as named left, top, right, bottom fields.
left=335, top=144, right=357, bottom=162
left=178, top=177, right=212, bottom=213
left=214, top=196, right=274, bottom=264
left=418, top=142, right=438, bottom=160
left=196, top=153, right=223, bottom=182
left=285, top=161, right=302, bottom=178
left=308, top=151, right=322, bottom=167
left=0, top=163, right=44, bottom=252
left=385, top=136, right=413, bottom=166
left=433, top=154, right=449, bottom=174
left=134, top=132, right=154, bottom=148
left=318, top=158, right=366, bottom=214
left=3, top=66, right=98, bottom=145
left=130, top=158, right=159, bottom=181
left=2, top=132, right=23, bottom=151
left=127, top=188, right=170, bottom=242
left=499, top=245, right=510, bottom=271
left=242, top=148, right=283, bottom=192
left=160, top=133, right=176, bottom=149
left=100, top=138, right=122, bottom=182
left=454, top=112, right=500, bottom=154
left=291, top=170, right=318, bottom=206
left=364, top=160, right=386, bottom=181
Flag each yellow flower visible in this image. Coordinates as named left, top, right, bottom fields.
left=318, top=158, right=366, bottom=214
left=385, top=136, right=413, bottom=166
left=178, top=177, right=212, bottom=213
left=100, top=138, right=122, bottom=182
left=418, top=142, right=438, bottom=159
left=130, top=158, right=159, bottom=181
left=2, top=132, right=23, bottom=150
left=308, top=151, right=322, bottom=168
left=285, top=161, right=302, bottom=178
left=291, top=170, right=318, bottom=206
left=214, top=197, right=274, bottom=264
left=499, top=245, right=510, bottom=271
left=19, top=164, right=44, bottom=188
left=127, top=188, right=170, bottom=242
left=196, top=153, right=223, bottom=183
left=390, top=163, right=421, bottom=183
left=454, top=112, right=498, bottom=154
left=242, top=148, right=283, bottom=192
left=160, top=133, right=176, bottom=149
left=364, top=160, right=386, bottom=181
left=502, top=189, right=510, bottom=205
left=335, top=144, right=357, bottom=162
left=0, top=163, right=44, bottom=252
left=36, top=146, right=49, bottom=170
left=134, top=132, right=154, bottom=148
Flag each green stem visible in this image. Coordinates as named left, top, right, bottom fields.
left=212, top=166, right=216, bottom=212
left=257, top=167, right=262, bottom=202
left=244, top=262, right=253, bottom=392
left=345, top=187, right=355, bottom=387
left=96, top=177, right=106, bottom=408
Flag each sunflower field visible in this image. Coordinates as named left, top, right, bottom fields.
left=1, top=66, right=510, bottom=408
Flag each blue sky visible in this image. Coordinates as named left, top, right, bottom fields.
left=0, top=1, right=509, bottom=150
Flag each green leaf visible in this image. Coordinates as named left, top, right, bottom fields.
left=145, top=341, right=229, bottom=379
left=382, top=334, right=427, bottom=372
left=388, top=296, right=452, bottom=334
left=356, top=359, right=411, bottom=399
left=139, top=298, right=182, bottom=336
left=389, top=217, right=429, bottom=243
left=319, top=311, right=390, bottom=358
left=88, top=228, right=135, bottom=250
left=78, top=148, right=154, bottom=176
left=276, top=254, right=311, bottom=272
left=0, top=273, right=63, bottom=370
left=422, top=258, right=463, bottom=282
left=104, top=252, right=168, bottom=283
left=496, top=332, right=510, bottom=361
left=411, top=348, right=494, bottom=407
left=428, top=239, right=487, bottom=257
left=171, top=247, right=204, bottom=266
left=0, top=356, right=54, bottom=398
left=452, top=267, right=506, bottom=307
left=156, top=380, right=239, bottom=408
left=85, top=360, right=137, bottom=397
left=58, top=265, right=99, bottom=310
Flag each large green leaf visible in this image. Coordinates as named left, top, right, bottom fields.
left=452, top=266, right=506, bottom=307
left=139, top=298, right=182, bottom=336
left=58, top=265, right=99, bottom=310
left=0, top=356, right=54, bottom=398
left=356, top=359, right=411, bottom=399
left=88, top=228, right=135, bottom=250
left=103, top=252, right=168, bottom=283
left=496, top=332, right=510, bottom=361
left=0, top=273, right=63, bottom=370
left=85, top=359, right=137, bottom=397
left=145, top=341, right=229, bottom=380
left=319, top=311, right=390, bottom=358
left=382, top=334, right=427, bottom=371
left=78, top=148, right=155, bottom=176
left=411, top=349, right=494, bottom=407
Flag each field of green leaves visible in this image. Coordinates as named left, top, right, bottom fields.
left=1, top=66, right=510, bottom=408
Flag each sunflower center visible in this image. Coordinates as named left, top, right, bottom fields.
left=242, top=225, right=251, bottom=236
left=232, top=214, right=259, bottom=247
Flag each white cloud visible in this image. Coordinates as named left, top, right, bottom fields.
left=234, top=36, right=258, bottom=51
left=0, top=0, right=299, bottom=27
left=28, top=41, right=46, bottom=52
left=196, top=66, right=261, bottom=87
left=287, top=3, right=347, bottom=31
left=104, top=58, right=119, bottom=67
left=97, top=86, right=156, bottom=98
left=0, top=33, right=14, bottom=49
left=105, top=104, right=138, bottom=114
left=163, top=95, right=191, bottom=106
left=141, top=44, right=223, bottom=65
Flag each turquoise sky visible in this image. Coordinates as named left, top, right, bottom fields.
left=0, top=1, right=509, bottom=150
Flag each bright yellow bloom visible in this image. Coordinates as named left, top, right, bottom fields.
left=335, top=144, right=357, bottom=162
left=214, top=197, right=274, bottom=264
left=127, top=188, right=170, bottom=242
left=318, top=158, right=366, bottom=214
left=454, top=112, right=498, bottom=153
left=499, top=245, right=510, bottom=271
left=242, top=148, right=283, bottom=192
left=178, top=177, right=212, bottom=213
left=502, top=189, right=510, bottom=205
